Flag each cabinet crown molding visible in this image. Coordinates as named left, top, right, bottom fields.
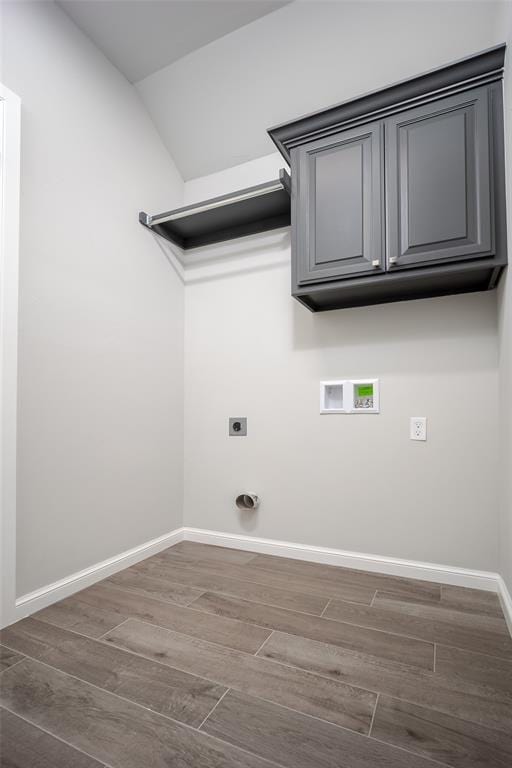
left=268, top=44, right=505, bottom=162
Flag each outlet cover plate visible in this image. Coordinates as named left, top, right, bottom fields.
left=229, top=417, right=247, bottom=436
left=410, top=416, right=427, bottom=441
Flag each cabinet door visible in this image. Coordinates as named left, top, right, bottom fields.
left=385, top=86, right=493, bottom=270
left=294, top=122, right=384, bottom=285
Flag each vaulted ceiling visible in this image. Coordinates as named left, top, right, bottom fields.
left=58, top=0, right=290, bottom=83
left=58, top=1, right=504, bottom=181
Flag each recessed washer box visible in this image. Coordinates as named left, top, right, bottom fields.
left=320, top=381, right=345, bottom=413
left=320, top=379, right=379, bottom=414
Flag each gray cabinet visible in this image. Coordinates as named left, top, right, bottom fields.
left=295, top=123, right=384, bottom=285
left=385, top=87, right=492, bottom=270
left=268, top=45, right=506, bottom=311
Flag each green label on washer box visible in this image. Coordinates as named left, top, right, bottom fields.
left=356, top=384, right=373, bottom=397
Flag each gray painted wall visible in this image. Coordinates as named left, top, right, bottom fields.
left=497, top=3, right=512, bottom=593
left=183, top=197, right=499, bottom=569
left=2, top=0, right=508, bottom=599
left=1, top=1, right=185, bottom=597
left=180, top=0, right=505, bottom=572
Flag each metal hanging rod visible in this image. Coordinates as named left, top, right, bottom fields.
left=139, top=168, right=291, bottom=251
left=140, top=169, right=290, bottom=229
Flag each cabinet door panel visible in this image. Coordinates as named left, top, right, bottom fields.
left=385, top=86, right=492, bottom=269
left=295, top=122, right=384, bottom=285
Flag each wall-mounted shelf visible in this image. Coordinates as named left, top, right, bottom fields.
left=139, top=169, right=291, bottom=250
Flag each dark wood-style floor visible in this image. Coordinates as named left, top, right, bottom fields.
left=1, top=541, right=512, bottom=767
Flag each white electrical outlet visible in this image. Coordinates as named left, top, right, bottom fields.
left=410, top=417, right=427, bottom=441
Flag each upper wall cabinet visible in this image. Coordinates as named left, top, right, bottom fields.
left=296, top=121, right=384, bottom=284
left=385, top=87, right=492, bottom=270
left=269, top=46, right=507, bottom=312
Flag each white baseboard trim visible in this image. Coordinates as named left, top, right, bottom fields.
left=183, top=527, right=502, bottom=593
left=12, top=527, right=185, bottom=625
left=10, top=525, right=510, bottom=634
left=497, top=575, right=512, bottom=636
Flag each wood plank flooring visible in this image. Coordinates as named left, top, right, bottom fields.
left=0, top=645, right=24, bottom=674
left=0, top=708, right=106, bottom=768
left=1, top=541, right=511, bottom=768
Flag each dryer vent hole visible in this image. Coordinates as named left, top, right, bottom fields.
left=235, top=494, right=259, bottom=511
